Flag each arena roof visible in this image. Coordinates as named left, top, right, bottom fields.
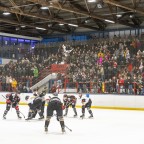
left=0, top=0, right=144, bottom=37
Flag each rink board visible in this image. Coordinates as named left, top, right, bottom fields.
left=0, top=92, right=144, bottom=110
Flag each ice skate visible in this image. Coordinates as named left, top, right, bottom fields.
left=18, top=115, right=22, bottom=119
left=45, top=127, right=48, bottom=132
left=16, top=111, right=22, bottom=119
left=73, top=114, right=77, bottom=117
left=25, top=117, right=32, bottom=120
left=39, top=116, right=44, bottom=120
left=88, top=115, right=93, bottom=118
left=62, top=127, right=65, bottom=133
left=3, top=115, right=6, bottom=119
left=63, top=114, right=67, bottom=117
left=80, top=114, right=85, bottom=119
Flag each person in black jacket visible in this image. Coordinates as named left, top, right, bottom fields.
left=44, top=92, right=65, bottom=133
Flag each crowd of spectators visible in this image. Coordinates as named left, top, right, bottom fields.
left=0, top=34, right=143, bottom=95
left=56, top=35, right=144, bottom=95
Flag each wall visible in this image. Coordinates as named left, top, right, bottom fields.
left=0, top=92, right=144, bottom=110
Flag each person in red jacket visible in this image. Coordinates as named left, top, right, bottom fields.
left=3, top=92, right=22, bottom=119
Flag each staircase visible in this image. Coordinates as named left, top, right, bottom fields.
left=31, top=64, right=69, bottom=92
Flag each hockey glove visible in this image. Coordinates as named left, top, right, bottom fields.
left=62, top=105, right=65, bottom=110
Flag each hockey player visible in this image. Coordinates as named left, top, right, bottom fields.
left=3, top=92, right=22, bottom=119
left=79, top=93, right=93, bottom=119
left=44, top=92, right=65, bottom=133
left=25, top=90, right=46, bottom=120
left=63, top=94, right=77, bottom=117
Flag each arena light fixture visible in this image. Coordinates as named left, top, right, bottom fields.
left=59, top=23, right=64, bottom=26
left=68, top=23, right=78, bottom=27
left=105, top=19, right=115, bottom=23
left=40, top=6, right=49, bottom=10
left=130, top=14, right=134, bottom=18
left=87, top=0, right=97, bottom=2
left=3, top=11, right=11, bottom=15
left=36, top=27, right=46, bottom=30
left=116, top=14, right=122, bottom=18
left=21, top=25, right=26, bottom=28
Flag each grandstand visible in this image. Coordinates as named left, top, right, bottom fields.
left=0, top=0, right=143, bottom=95
left=0, top=1, right=144, bottom=144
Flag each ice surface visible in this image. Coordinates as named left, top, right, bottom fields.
left=0, top=104, right=144, bottom=144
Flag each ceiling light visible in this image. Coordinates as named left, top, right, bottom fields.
left=130, top=14, right=134, bottom=18
left=116, top=14, right=122, bottom=18
left=68, top=23, right=78, bottom=27
left=21, top=25, right=26, bottom=28
left=85, top=20, right=88, bottom=23
left=59, top=23, right=64, bottom=26
left=36, top=27, right=46, bottom=30
left=40, top=6, right=49, bottom=10
left=48, top=24, right=52, bottom=27
left=105, top=19, right=115, bottom=23
left=16, top=27, right=20, bottom=31
left=3, top=11, right=11, bottom=15
left=87, top=0, right=97, bottom=2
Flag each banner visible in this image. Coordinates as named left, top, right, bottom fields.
left=51, top=64, right=69, bottom=73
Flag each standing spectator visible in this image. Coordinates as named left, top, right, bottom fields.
left=33, top=66, right=39, bottom=81
left=1, top=75, right=6, bottom=91
left=11, top=78, right=18, bottom=92
left=50, top=84, right=57, bottom=93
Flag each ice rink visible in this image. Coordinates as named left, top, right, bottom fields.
left=0, top=104, right=144, bottom=144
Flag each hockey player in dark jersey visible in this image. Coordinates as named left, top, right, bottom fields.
left=44, top=92, right=65, bottom=133
left=63, top=94, right=77, bottom=117
left=3, top=92, right=22, bottom=119
left=25, top=90, right=46, bottom=120
left=79, top=93, right=93, bottom=119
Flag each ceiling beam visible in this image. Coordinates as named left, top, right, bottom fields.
left=103, top=0, right=144, bottom=15
left=84, top=0, right=90, bottom=13
left=0, top=17, right=69, bottom=34
left=0, top=3, right=101, bottom=31
left=26, top=0, right=112, bottom=21
left=0, top=6, right=71, bottom=33
left=9, top=0, right=22, bottom=22
left=26, top=0, right=137, bottom=28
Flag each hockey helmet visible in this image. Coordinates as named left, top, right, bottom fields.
left=86, top=93, right=89, bottom=98
left=33, top=93, right=37, bottom=97
left=63, top=93, right=67, bottom=97
left=25, top=96, right=29, bottom=101
left=53, top=92, right=58, bottom=96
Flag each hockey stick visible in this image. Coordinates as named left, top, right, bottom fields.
left=53, top=114, right=72, bottom=132
left=19, top=111, right=25, bottom=118
left=65, top=124, right=72, bottom=132
left=1, top=94, right=6, bottom=99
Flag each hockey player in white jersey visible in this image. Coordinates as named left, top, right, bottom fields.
left=79, top=93, right=93, bottom=119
